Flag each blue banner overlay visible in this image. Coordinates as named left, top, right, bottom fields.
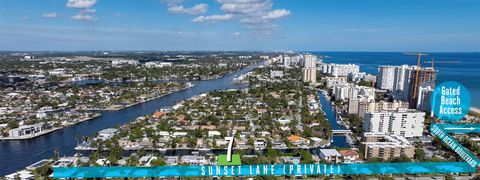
left=53, top=123, right=480, bottom=178
left=430, top=124, right=480, bottom=168
left=53, top=162, right=476, bottom=178
left=430, top=81, right=471, bottom=122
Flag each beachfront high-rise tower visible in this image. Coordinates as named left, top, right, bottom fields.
left=407, top=67, right=437, bottom=108
left=302, top=55, right=317, bottom=83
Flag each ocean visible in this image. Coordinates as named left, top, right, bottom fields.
left=311, top=52, right=480, bottom=108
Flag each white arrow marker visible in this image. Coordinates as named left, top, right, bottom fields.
left=444, top=127, right=475, bottom=131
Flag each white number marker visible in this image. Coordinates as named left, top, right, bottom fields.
left=225, top=137, right=234, bottom=162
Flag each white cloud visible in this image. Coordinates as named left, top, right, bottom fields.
left=262, top=9, right=291, bottom=20
left=160, top=0, right=291, bottom=34
left=21, top=16, right=30, bottom=20
left=66, top=0, right=97, bottom=8
left=239, top=9, right=290, bottom=24
left=67, top=0, right=98, bottom=21
left=190, top=0, right=291, bottom=35
left=168, top=4, right=208, bottom=15
left=71, top=8, right=97, bottom=21
left=71, top=14, right=98, bottom=21
left=43, top=12, right=58, bottom=18
left=191, top=14, right=233, bottom=23
left=160, top=0, right=184, bottom=6
left=219, top=0, right=272, bottom=14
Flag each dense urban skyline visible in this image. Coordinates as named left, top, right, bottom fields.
left=1, top=0, right=479, bottom=52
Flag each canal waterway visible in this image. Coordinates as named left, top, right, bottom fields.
left=317, top=91, right=350, bottom=148
left=0, top=63, right=348, bottom=175
left=0, top=64, right=258, bottom=176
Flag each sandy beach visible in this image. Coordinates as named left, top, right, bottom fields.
left=470, top=107, right=480, bottom=114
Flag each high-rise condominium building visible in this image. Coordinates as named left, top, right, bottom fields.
left=407, top=67, right=437, bottom=108
left=301, top=55, right=318, bottom=83
left=283, top=56, right=291, bottom=67
left=416, top=84, right=433, bottom=112
left=392, top=65, right=414, bottom=100
left=303, top=54, right=317, bottom=68
left=377, top=65, right=416, bottom=101
left=361, top=132, right=415, bottom=160
left=377, top=66, right=396, bottom=90
left=321, top=64, right=359, bottom=77
left=348, top=99, right=409, bottom=118
left=302, top=68, right=316, bottom=83
left=363, top=108, right=425, bottom=138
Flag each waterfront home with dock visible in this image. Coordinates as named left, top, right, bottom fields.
left=8, top=122, right=45, bottom=138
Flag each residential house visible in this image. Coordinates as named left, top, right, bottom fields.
left=97, top=128, right=118, bottom=141
left=254, top=138, right=267, bottom=150
left=9, top=122, right=45, bottom=138
left=281, top=156, right=301, bottom=164
left=208, top=130, right=221, bottom=137
left=319, top=149, right=342, bottom=163
left=338, top=149, right=361, bottom=163
left=288, top=135, right=310, bottom=146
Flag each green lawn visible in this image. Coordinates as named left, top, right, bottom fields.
left=217, top=154, right=242, bottom=165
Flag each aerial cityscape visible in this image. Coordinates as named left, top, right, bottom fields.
left=1, top=0, right=479, bottom=179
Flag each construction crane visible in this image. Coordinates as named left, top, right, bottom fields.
left=424, top=59, right=461, bottom=67
left=424, top=57, right=462, bottom=70
left=403, top=51, right=428, bottom=99
left=429, top=57, right=435, bottom=69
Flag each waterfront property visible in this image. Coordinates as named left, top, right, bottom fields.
left=0, top=57, right=264, bottom=176
left=8, top=122, right=45, bottom=138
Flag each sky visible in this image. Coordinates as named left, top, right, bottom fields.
left=0, top=0, right=479, bottom=52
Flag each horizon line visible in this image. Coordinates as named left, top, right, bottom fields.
left=1, top=50, right=480, bottom=53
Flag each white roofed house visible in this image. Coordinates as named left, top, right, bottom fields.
left=97, top=128, right=118, bottom=141
left=172, top=131, right=187, bottom=137
left=215, top=139, right=229, bottom=147
left=272, top=140, right=287, bottom=149
left=180, top=155, right=208, bottom=165
left=254, top=138, right=267, bottom=150
left=5, top=170, right=35, bottom=180
left=8, top=122, right=46, bottom=138
left=52, top=157, right=77, bottom=168
left=155, top=137, right=170, bottom=149
left=208, top=130, right=221, bottom=137
left=164, top=156, right=178, bottom=165
left=319, top=149, right=342, bottom=163
left=118, top=138, right=140, bottom=149
left=139, top=155, right=154, bottom=166
left=235, top=138, right=250, bottom=149
left=276, top=116, right=292, bottom=125
left=157, top=131, right=170, bottom=137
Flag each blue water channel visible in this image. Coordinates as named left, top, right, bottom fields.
left=317, top=91, right=350, bottom=148
left=0, top=62, right=353, bottom=176
left=0, top=63, right=260, bottom=176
